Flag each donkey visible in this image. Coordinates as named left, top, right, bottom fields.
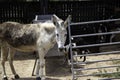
left=0, top=14, right=71, bottom=80
left=64, top=37, right=90, bottom=65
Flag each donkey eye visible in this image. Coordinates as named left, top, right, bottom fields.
left=56, top=34, right=59, bottom=37
left=61, top=22, right=64, bottom=26
left=65, top=34, right=67, bottom=37
left=56, top=23, right=59, bottom=27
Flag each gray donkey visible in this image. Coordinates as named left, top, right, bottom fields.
left=0, top=15, right=71, bottom=80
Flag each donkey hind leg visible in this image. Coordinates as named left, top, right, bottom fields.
left=1, top=60, right=8, bottom=80
left=36, top=48, right=46, bottom=80
left=8, top=47, right=20, bottom=79
left=1, top=45, right=9, bottom=80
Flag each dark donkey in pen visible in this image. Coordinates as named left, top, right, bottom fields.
left=64, top=24, right=103, bottom=65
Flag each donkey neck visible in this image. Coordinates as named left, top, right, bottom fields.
left=42, top=23, right=56, bottom=45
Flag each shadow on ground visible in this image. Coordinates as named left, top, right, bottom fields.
left=11, top=78, right=61, bottom=80
left=10, top=77, right=35, bottom=80
left=31, top=57, right=71, bottom=77
left=46, top=58, right=71, bottom=77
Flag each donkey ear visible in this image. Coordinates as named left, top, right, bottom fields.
left=64, top=15, right=71, bottom=28
left=52, top=14, right=60, bottom=26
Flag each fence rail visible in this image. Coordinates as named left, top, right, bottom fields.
left=68, top=18, right=120, bottom=80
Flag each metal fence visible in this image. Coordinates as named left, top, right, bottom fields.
left=0, top=0, right=120, bottom=23
left=1, top=1, right=120, bottom=79
left=0, top=2, right=43, bottom=23
left=68, top=18, right=120, bottom=80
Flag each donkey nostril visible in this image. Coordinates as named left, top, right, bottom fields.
left=59, top=48, right=63, bottom=51
left=59, top=47, right=65, bottom=52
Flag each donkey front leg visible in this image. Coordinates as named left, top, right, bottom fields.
left=36, top=48, right=46, bottom=80
left=1, top=59, right=8, bottom=80
left=8, top=47, right=20, bottom=79
left=1, top=60, right=7, bottom=80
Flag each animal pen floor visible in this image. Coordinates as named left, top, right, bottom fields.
left=0, top=45, right=120, bottom=80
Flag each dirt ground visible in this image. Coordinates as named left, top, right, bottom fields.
left=1, top=45, right=120, bottom=80
left=0, top=52, right=72, bottom=80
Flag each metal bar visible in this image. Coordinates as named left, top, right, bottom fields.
left=32, top=56, right=38, bottom=76
left=70, top=18, right=120, bottom=26
left=75, top=71, right=120, bottom=77
left=68, top=17, right=120, bottom=80
left=73, top=65, right=120, bottom=71
left=73, top=58, right=120, bottom=65
left=72, top=31, right=120, bottom=38
left=99, top=78, right=120, bottom=80
left=68, top=17, right=75, bottom=80
left=72, top=41, right=120, bottom=49
left=73, top=50, right=120, bottom=57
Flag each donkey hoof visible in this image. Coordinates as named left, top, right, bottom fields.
left=15, top=74, right=20, bottom=79
left=36, top=77, right=41, bottom=80
left=2, top=77, right=8, bottom=80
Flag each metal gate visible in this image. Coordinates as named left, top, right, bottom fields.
left=68, top=18, right=120, bottom=80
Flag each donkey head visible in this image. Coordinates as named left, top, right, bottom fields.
left=52, top=14, right=71, bottom=52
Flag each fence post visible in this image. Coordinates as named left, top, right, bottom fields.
left=40, top=0, right=48, bottom=14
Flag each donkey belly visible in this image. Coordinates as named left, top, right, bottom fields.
left=14, top=45, right=37, bottom=52
left=5, top=35, right=37, bottom=52
left=8, top=40, right=37, bottom=52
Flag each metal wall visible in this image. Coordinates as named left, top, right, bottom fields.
left=0, top=0, right=120, bottom=23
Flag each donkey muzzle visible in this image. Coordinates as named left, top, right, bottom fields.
left=58, top=47, right=66, bottom=52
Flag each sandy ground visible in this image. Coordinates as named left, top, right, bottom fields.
left=1, top=45, right=120, bottom=80
left=0, top=52, right=72, bottom=80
